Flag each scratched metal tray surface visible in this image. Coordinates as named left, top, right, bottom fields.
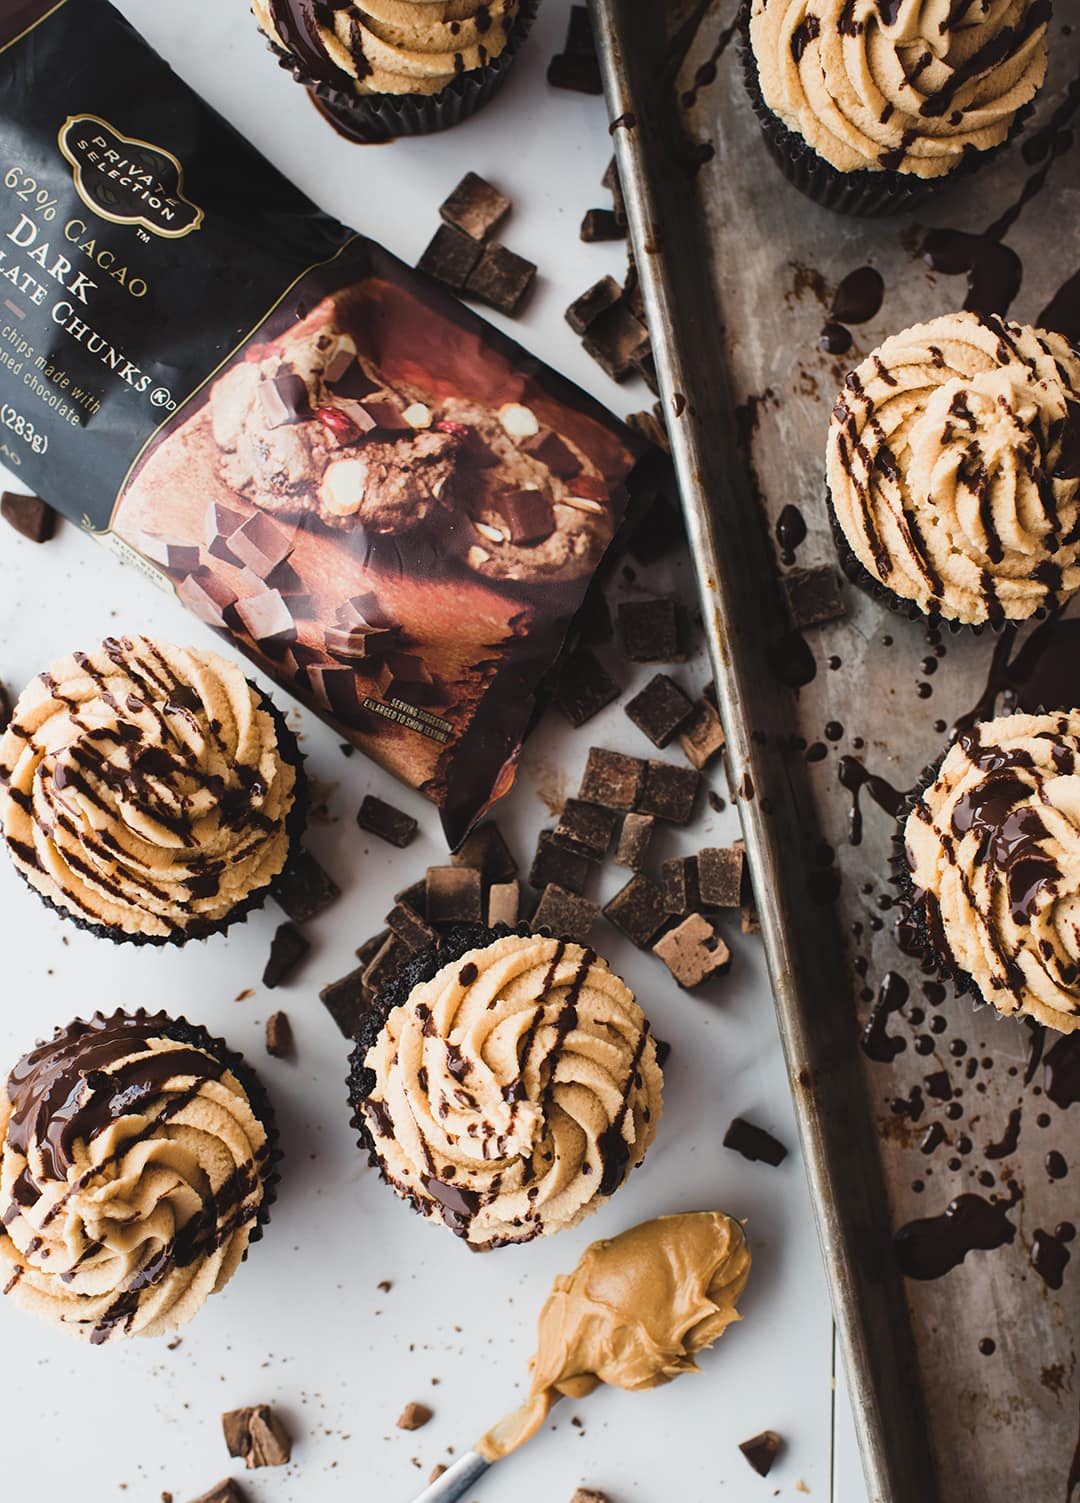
left=591, top=4, right=1080, bottom=1502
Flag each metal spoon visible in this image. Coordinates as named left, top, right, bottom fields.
left=409, top=1449, right=492, bottom=1503
left=407, top=1395, right=560, bottom=1502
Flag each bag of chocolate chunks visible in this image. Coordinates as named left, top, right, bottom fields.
left=0, top=0, right=656, bottom=844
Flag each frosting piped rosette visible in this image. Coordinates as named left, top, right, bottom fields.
left=352, top=931, right=664, bottom=1248
left=827, top=312, right=1080, bottom=626
left=0, top=636, right=300, bottom=943
left=904, top=711, right=1080, bottom=1034
left=749, top=0, right=1049, bottom=178
left=0, top=1012, right=275, bottom=1342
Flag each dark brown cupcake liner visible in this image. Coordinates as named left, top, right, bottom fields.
left=737, top=2, right=1032, bottom=218
left=6, top=681, right=308, bottom=948
left=272, top=0, right=537, bottom=144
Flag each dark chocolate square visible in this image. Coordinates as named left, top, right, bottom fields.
left=638, top=760, right=701, bottom=824
left=451, top=821, right=518, bottom=881
left=361, top=933, right=410, bottom=996
left=529, top=830, right=592, bottom=896
left=580, top=208, right=625, bottom=243
left=613, top=812, right=655, bottom=871
left=617, top=597, right=683, bottom=662
left=274, top=850, right=340, bottom=924
left=518, top=429, right=582, bottom=479
left=698, top=846, right=745, bottom=908
left=782, top=566, right=847, bottom=629
left=262, top=922, right=310, bottom=989
left=602, top=874, right=668, bottom=948
left=229, top=512, right=294, bottom=579
left=319, top=966, right=369, bottom=1039
left=426, top=866, right=484, bottom=925
left=578, top=747, right=647, bottom=810
left=566, top=275, right=623, bottom=336
left=531, top=884, right=599, bottom=944
left=356, top=794, right=418, bottom=849
left=678, top=699, right=726, bottom=769
left=487, top=880, right=521, bottom=927
left=660, top=855, right=701, bottom=916
left=565, top=4, right=597, bottom=56
left=393, top=880, right=428, bottom=918
left=497, top=487, right=555, bottom=545
left=582, top=302, right=650, bottom=383
left=439, top=171, right=511, bottom=242
left=384, top=902, right=437, bottom=953
left=465, top=242, right=536, bottom=317
left=723, top=1117, right=788, bottom=1167
left=554, top=648, right=620, bottom=728
left=625, top=673, right=694, bottom=748
left=417, top=223, right=483, bottom=292
left=546, top=51, right=602, bottom=93
left=552, top=799, right=618, bottom=861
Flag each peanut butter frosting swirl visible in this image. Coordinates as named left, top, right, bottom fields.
left=827, top=312, right=1080, bottom=626
left=905, top=711, right=1080, bottom=1033
left=0, top=1013, right=271, bottom=1342
left=0, top=637, right=298, bottom=942
left=255, top=0, right=519, bottom=96
left=749, top=0, right=1049, bottom=178
left=360, top=934, right=664, bottom=1249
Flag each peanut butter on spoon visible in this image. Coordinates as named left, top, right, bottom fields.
left=475, top=1211, right=752, bottom=1462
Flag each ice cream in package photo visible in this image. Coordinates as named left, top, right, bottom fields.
left=0, top=0, right=657, bottom=844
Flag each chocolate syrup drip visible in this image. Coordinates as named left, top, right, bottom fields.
left=862, top=972, right=909, bottom=1063
left=1044, top=1032, right=1080, bottom=1110
left=766, top=630, right=817, bottom=688
left=830, top=266, right=884, bottom=325
left=775, top=503, right=807, bottom=560
left=1046, top=1150, right=1068, bottom=1180
left=596, top=1027, right=651, bottom=1196
left=894, top=1185, right=1020, bottom=1279
left=1030, top=1222, right=1075, bottom=1291
left=837, top=755, right=906, bottom=846
left=266, top=0, right=343, bottom=81
left=680, top=15, right=739, bottom=109
left=1039, top=269, right=1080, bottom=348
left=985, top=1106, right=1022, bottom=1160
left=954, top=617, right=1080, bottom=735
left=1023, top=1021, right=1046, bottom=1086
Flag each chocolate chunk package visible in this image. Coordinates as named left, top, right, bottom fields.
left=0, top=0, right=656, bottom=845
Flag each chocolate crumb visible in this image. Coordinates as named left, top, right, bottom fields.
left=580, top=208, right=624, bottom=243
left=566, top=275, right=623, bottom=336
left=724, top=1117, right=787, bottom=1167
left=275, top=850, right=340, bottom=923
left=618, top=597, right=683, bottom=662
left=653, top=914, right=732, bottom=988
left=465, top=242, right=537, bottom=316
left=603, top=873, right=668, bottom=948
left=614, top=811, right=655, bottom=871
left=571, top=1489, right=611, bottom=1503
left=265, top=1011, right=293, bottom=1059
left=529, top=830, right=593, bottom=896
left=396, top=1402, right=433, bottom=1432
left=1, top=490, right=56, bottom=543
left=532, top=883, right=600, bottom=944
left=221, top=1405, right=291, bottom=1469
left=319, top=966, right=369, bottom=1039
left=377, top=1279, right=392, bottom=1293
left=426, top=866, right=484, bottom=924
left=417, top=223, right=483, bottom=291
left=738, top=1429, right=782, bottom=1477
left=262, top=922, right=310, bottom=989
left=439, top=171, right=511, bottom=242
left=555, top=648, right=620, bottom=727
left=357, top=794, right=419, bottom=848
left=625, top=673, right=694, bottom=748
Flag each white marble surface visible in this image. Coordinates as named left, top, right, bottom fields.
left=0, top=2, right=870, bottom=1499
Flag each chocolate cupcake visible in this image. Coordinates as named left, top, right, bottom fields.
left=347, top=925, right=664, bottom=1250
left=899, top=711, right=1080, bottom=1035
left=0, top=636, right=305, bottom=944
left=826, top=312, right=1080, bottom=628
left=251, top=0, right=535, bottom=142
left=741, top=0, right=1049, bottom=215
left=0, top=1010, right=279, bottom=1342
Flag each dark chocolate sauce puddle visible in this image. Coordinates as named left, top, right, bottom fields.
left=985, top=1106, right=1022, bottom=1160
left=820, top=265, right=884, bottom=351
left=1024, top=1020, right=1047, bottom=1086
left=767, top=630, right=817, bottom=688
left=1031, top=1222, right=1075, bottom=1291
left=862, top=971, right=909, bottom=1062
left=954, top=615, right=1080, bottom=735
left=894, top=1183, right=1020, bottom=1280
left=1039, top=267, right=1080, bottom=347
left=1044, top=1032, right=1080, bottom=1110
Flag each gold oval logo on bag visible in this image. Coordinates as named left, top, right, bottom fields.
left=58, top=114, right=202, bottom=238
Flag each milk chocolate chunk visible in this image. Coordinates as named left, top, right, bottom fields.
left=362, top=933, right=410, bottom=995
left=552, top=798, right=618, bottom=861
left=465, top=243, right=537, bottom=316
left=724, top=1117, right=788, bottom=1167
left=1, top=490, right=55, bottom=543
left=337, top=592, right=398, bottom=633
left=529, top=830, right=592, bottom=896
left=222, top=1405, right=292, bottom=1469
left=653, top=913, right=731, bottom=988
left=187, top=1481, right=247, bottom=1503
left=618, top=597, right=683, bottom=662
left=451, top=820, right=518, bottom=881
left=532, top=883, right=599, bottom=943
left=396, top=1402, right=433, bottom=1432
left=783, top=566, right=847, bottom=629
left=357, top=794, right=418, bottom=848
left=234, top=588, right=296, bottom=646
left=324, top=623, right=396, bottom=662
left=440, top=172, right=511, bottom=242
left=639, top=760, right=700, bottom=824
left=377, top=652, right=440, bottom=706
left=579, top=747, right=647, bottom=810
left=319, top=966, right=369, bottom=1038
left=385, top=901, right=437, bottom=953
left=583, top=302, right=650, bottom=383
left=487, top=879, right=521, bottom=927
left=228, top=512, right=293, bottom=578
left=426, top=866, right=483, bottom=924
left=614, top=811, right=655, bottom=870
left=205, top=501, right=245, bottom=564
left=566, top=275, right=623, bottom=336
left=265, top=1010, right=294, bottom=1058
left=602, top=155, right=627, bottom=225
left=625, top=673, right=694, bottom=748
left=361, top=400, right=411, bottom=434
left=698, top=846, right=744, bottom=908
left=262, top=922, right=310, bottom=988
left=307, top=663, right=365, bottom=721
left=555, top=648, right=620, bottom=728
left=417, top=223, right=483, bottom=291
left=547, top=51, right=602, bottom=94
left=275, top=850, right=340, bottom=923
left=678, top=699, right=725, bottom=769
left=660, top=855, right=701, bottom=916
left=177, top=568, right=238, bottom=628
left=739, top=1430, right=782, bottom=1477
left=603, top=873, right=668, bottom=948
left=518, top=428, right=582, bottom=478
left=580, top=208, right=624, bottom=243
left=166, top=543, right=201, bottom=575
left=498, top=487, right=555, bottom=545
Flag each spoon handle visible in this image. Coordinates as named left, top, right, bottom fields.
left=407, top=1449, right=491, bottom=1503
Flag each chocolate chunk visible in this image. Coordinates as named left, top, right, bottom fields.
left=654, top=1038, right=672, bottom=1069
left=603, top=874, right=668, bottom=948
left=465, top=242, right=537, bottom=316
left=393, top=879, right=428, bottom=917
left=377, top=652, right=440, bottom=707
left=566, top=275, right=623, bottom=336
left=783, top=566, right=847, bottom=629
left=337, top=592, right=398, bottom=632
left=554, top=648, right=620, bottom=728
left=582, top=301, right=651, bottom=383
left=222, top=1406, right=291, bottom=1469
left=307, top=664, right=366, bottom=722
left=256, top=371, right=310, bottom=428
left=165, top=543, right=200, bottom=575
left=636, top=349, right=660, bottom=394
left=678, top=699, right=725, bottom=769
left=204, top=501, right=245, bottom=565
left=565, top=4, right=597, bottom=55
left=1, top=490, right=55, bottom=543
left=319, top=967, right=369, bottom=1038
left=578, top=747, right=647, bottom=810
left=396, top=1402, right=432, bottom=1432
left=265, top=1010, right=294, bottom=1058
left=262, top=922, right=310, bottom=988
left=325, top=355, right=380, bottom=400
left=739, top=1430, right=783, bottom=1477
left=698, top=846, right=744, bottom=908
left=653, top=913, right=731, bottom=988
left=362, top=933, right=410, bottom=996
left=187, top=1481, right=247, bottom=1503
left=518, top=429, right=582, bottom=478
left=626, top=409, right=669, bottom=452
left=660, top=855, right=700, bottom=916
left=614, top=811, right=655, bottom=871
left=625, top=673, right=694, bottom=748
left=385, top=902, right=437, bottom=953
left=529, top=830, right=593, bottom=896
left=234, top=588, right=296, bottom=646
left=359, top=400, right=411, bottom=434
left=497, top=486, right=555, bottom=545
left=532, top=883, right=599, bottom=944
left=439, top=171, right=511, bottom=242
left=417, top=223, right=483, bottom=291
left=275, top=850, right=340, bottom=923
left=324, top=623, right=397, bottom=662
left=356, top=794, right=418, bottom=848
left=618, top=597, right=683, bottom=662
left=625, top=490, right=686, bottom=563
left=742, top=899, right=762, bottom=936
left=426, top=866, right=483, bottom=924
left=724, top=1117, right=788, bottom=1167
left=177, top=568, right=238, bottom=628
left=552, top=799, right=618, bottom=861
left=487, top=879, right=521, bottom=927
left=228, top=512, right=293, bottom=578
left=357, top=928, right=390, bottom=965
left=638, top=760, right=701, bottom=824
left=451, top=820, right=518, bottom=881
left=602, top=156, right=627, bottom=225
left=580, top=208, right=625, bottom=243
left=547, top=51, right=602, bottom=93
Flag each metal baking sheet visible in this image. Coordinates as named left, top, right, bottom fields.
left=591, top=3, right=1080, bottom=1501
